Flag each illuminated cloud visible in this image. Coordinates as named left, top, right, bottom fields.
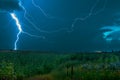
left=0, top=0, right=22, bottom=12
left=101, top=25, right=120, bottom=42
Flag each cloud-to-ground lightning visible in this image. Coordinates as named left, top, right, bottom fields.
left=101, top=25, right=120, bottom=42
left=6, top=0, right=108, bottom=50
left=8, top=0, right=48, bottom=50
left=10, top=13, right=22, bottom=50
left=10, top=12, right=45, bottom=50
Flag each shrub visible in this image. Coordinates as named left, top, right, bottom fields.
left=0, top=61, right=16, bottom=80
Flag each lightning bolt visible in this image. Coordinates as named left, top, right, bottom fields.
left=10, top=12, right=45, bottom=50
left=9, top=1, right=46, bottom=50
left=8, top=0, right=108, bottom=50
left=10, top=13, right=22, bottom=50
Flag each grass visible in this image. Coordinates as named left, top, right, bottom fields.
left=0, top=51, right=120, bottom=80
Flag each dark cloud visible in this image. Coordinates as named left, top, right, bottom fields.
left=0, top=0, right=22, bottom=12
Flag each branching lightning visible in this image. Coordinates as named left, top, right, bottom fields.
left=19, top=1, right=52, bottom=33
left=9, top=0, right=47, bottom=50
left=7, top=0, right=108, bottom=50
left=10, top=12, right=45, bottom=50
left=31, top=0, right=48, bottom=17
left=21, top=0, right=68, bottom=33
left=30, top=0, right=108, bottom=33
left=10, top=4, right=46, bottom=50
left=71, top=0, right=108, bottom=32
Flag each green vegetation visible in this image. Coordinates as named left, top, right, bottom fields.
left=0, top=51, right=120, bottom=80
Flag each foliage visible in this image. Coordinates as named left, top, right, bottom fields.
left=0, top=52, right=120, bottom=80
left=0, top=61, right=16, bottom=80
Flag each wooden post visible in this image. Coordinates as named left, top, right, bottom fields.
left=71, top=65, right=74, bottom=80
left=66, top=65, right=69, bottom=77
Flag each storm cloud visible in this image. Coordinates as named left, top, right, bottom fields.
left=0, top=0, right=22, bottom=12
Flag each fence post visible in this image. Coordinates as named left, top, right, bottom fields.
left=71, top=65, right=74, bottom=80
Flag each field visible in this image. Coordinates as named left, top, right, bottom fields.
left=0, top=51, right=120, bottom=80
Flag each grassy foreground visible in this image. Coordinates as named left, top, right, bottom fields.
left=0, top=51, right=120, bottom=80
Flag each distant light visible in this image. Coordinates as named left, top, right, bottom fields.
left=95, top=51, right=102, bottom=53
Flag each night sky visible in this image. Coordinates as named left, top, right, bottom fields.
left=0, top=0, right=120, bottom=52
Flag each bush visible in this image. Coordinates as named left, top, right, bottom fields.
left=0, top=61, right=16, bottom=80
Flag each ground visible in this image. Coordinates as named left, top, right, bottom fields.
left=0, top=51, right=120, bottom=80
